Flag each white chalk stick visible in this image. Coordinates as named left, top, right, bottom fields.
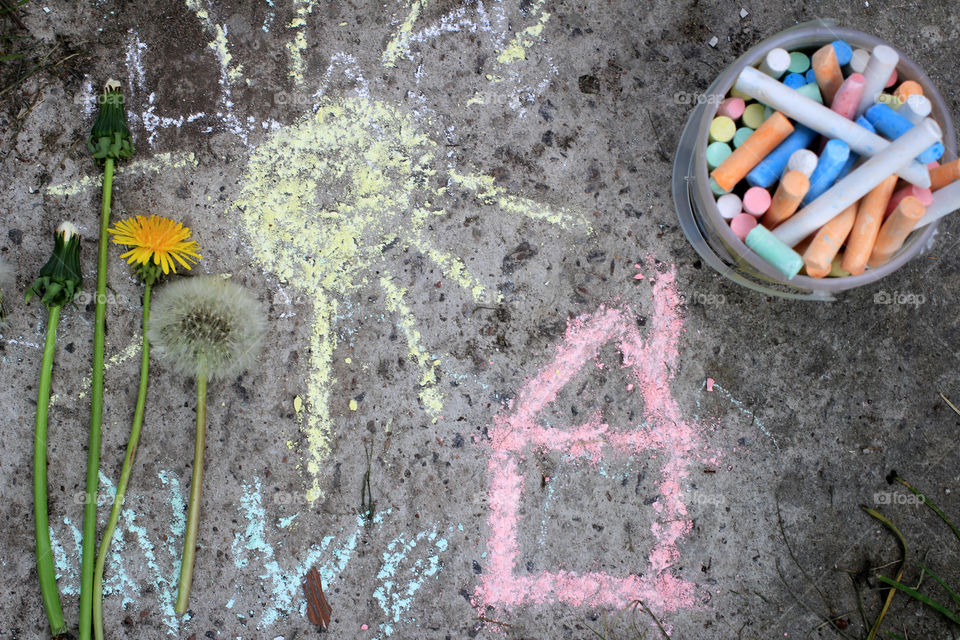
left=734, top=66, right=930, bottom=186
left=916, top=179, right=960, bottom=228
left=773, top=118, right=942, bottom=246
left=759, top=48, right=791, bottom=78
left=785, top=149, right=819, bottom=177
left=856, top=45, right=899, bottom=118
left=897, top=94, right=932, bottom=125
left=848, top=48, right=870, bottom=74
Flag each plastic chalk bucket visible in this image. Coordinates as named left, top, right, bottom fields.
left=672, top=19, right=956, bottom=300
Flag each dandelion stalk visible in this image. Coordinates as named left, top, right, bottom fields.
left=27, top=222, right=84, bottom=637
left=149, top=276, right=264, bottom=614
left=80, top=79, right=134, bottom=640
left=93, top=216, right=199, bottom=639
left=176, top=359, right=206, bottom=614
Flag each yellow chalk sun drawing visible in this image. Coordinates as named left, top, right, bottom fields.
left=48, top=0, right=582, bottom=504
left=235, top=97, right=586, bottom=502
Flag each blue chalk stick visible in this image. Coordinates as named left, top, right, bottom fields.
left=746, top=124, right=819, bottom=188
left=803, top=139, right=851, bottom=205
left=835, top=117, right=876, bottom=181
left=805, top=68, right=817, bottom=84
left=865, top=103, right=945, bottom=164
left=783, top=73, right=806, bottom=89
left=832, top=40, right=853, bottom=66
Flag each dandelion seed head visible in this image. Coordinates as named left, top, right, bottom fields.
left=148, top=276, right=265, bottom=381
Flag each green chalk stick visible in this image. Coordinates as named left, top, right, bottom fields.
left=745, top=225, right=804, bottom=279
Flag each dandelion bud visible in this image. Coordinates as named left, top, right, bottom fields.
left=88, top=80, right=134, bottom=161
left=26, top=223, right=83, bottom=309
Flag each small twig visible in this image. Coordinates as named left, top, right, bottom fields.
left=475, top=616, right=513, bottom=628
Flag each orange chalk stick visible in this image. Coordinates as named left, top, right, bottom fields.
left=867, top=195, right=926, bottom=268
left=894, top=80, right=923, bottom=103
left=803, top=202, right=858, bottom=278
left=812, top=45, right=844, bottom=105
left=710, top=112, right=794, bottom=192
left=762, top=170, right=810, bottom=229
left=842, top=174, right=899, bottom=275
left=930, top=158, right=960, bottom=191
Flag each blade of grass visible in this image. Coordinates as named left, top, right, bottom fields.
left=876, top=575, right=960, bottom=624
left=631, top=599, right=670, bottom=639
left=917, top=562, right=960, bottom=606
left=892, top=476, right=960, bottom=544
left=861, top=506, right=908, bottom=640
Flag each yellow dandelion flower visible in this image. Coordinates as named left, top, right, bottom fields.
left=108, top=215, right=201, bottom=275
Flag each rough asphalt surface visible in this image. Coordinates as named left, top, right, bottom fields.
left=1, top=0, right=959, bottom=638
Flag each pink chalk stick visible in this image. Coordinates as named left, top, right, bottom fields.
left=718, top=97, right=746, bottom=120
left=730, top=213, right=758, bottom=240
left=830, top=73, right=866, bottom=119
left=742, top=186, right=772, bottom=216
left=885, top=68, right=898, bottom=88
left=885, top=185, right=933, bottom=217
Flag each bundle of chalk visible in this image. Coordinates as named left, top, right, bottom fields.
left=707, top=39, right=960, bottom=280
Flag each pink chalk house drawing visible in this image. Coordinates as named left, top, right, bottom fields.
left=475, top=264, right=703, bottom=618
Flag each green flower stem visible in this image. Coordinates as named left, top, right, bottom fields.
left=92, top=279, right=152, bottom=640
left=80, top=156, right=114, bottom=640
left=34, top=304, right=67, bottom=637
left=175, top=365, right=208, bottom=615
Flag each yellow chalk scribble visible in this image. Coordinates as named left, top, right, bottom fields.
left=379, top=275, right=444, bottom=419
left=382, top=0, right=425, bottom=67
left=46, top=152, right=198, bottom=197
left=185, top=0, right=244, bottom=83
left=496, top=0, right=551, bottom=65
left=285, top=0, right=316, bottom=84
left=234, top=96, right=581, bottom=502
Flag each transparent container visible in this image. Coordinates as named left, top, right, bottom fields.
left=672, top=19, right=956, bottom=300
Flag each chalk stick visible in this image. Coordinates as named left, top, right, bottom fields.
left=894, top=80, right=923, bottom=103
left=716, top=193, right=742, bottom=220
left=848, top=48, right=870, bottom=74
left=832, top=40, right=853, bottom=66
left=830, top=73, right=866, bottom=119
left=710, top=177, right=729, bottom=196
left=803, top=139, right=851, bottom=205
left=743, top=186, right=771, bottom=216
left=841, top=175, right=899, bottom=275
left=812, top=44, right=844, bottom=104
left=797, top=82, right=823, bottom=104
left=706, top=141, right=733, bottom=169
left=773, top=118, right=941, bottom=247
left=865, top=103, right=945, bottom=164
left=788, top=51, right=810, bottom=74
left=730, top=213, right=758, bottom=241
left=930, top=159, right=960, bottom=191
left=734, top=66, right=930, bottom=186
left=856, top=45, right=899, bottom=118
left=762, top=170, right=809, bottom=228
left=785, top=149, right=818, bottom=177
left=897, top=94, right=931, bottom=125
left=710, top=116, right=736, bottom=143
left=711, top=111, right=794, bottom=192
left=760, top=48, right=791, bottom=78
left=745, top=224, right=804, bottom=278
left=916, top=178, right=960, bottom=228
left=885, top=184, right=933, bottom=217
left=733, top=127, right=754, bottom=148
left=783, top=73, right=806, bottom=89
left=718, top=97, right=746, bottom=120
left=803, top=202, right=858, bottom=278
left=746, top=124, right=818, bottom=188
left=834, top=116, right=876, bottom=182
left=868, top=196, right=926, bottom=268
left=741, top=102, right=767, bottom=129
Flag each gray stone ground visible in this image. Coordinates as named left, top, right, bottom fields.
left=1, top=0, right=959, bottom=638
